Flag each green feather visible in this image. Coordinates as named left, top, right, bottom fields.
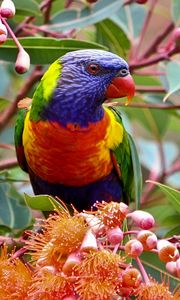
left=108, top=106, right=142, bottom=208
left=14, top=108, right=28, bottom=172
left=30, top=59, right=62, bottom=121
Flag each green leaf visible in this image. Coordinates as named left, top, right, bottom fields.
left=128, top=134, right=142, bottom=209
left=111, top=3, right=146, bottom=38
left=48, top=0, right=123, bottom=32
left=13, top=0, right=41, bottom=16
left=147, top=181, right=180, bottom=213
left=171, top=0, right=180, bottom=24
left=163, top=61, right=180, bottom=102
left=96, top=19, right=130, bottom=58
left=0, top=37, right=107, bottom=65
left=0, top=183, right=32, bottom=230
left=24, top=193, right=64, bottom=211
left=122, top=100, right=170, bottom=139
left=165, top=225, right=180, bottom=237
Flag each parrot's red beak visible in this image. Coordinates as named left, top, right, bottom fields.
left=105, top=74, right=135, bottom=105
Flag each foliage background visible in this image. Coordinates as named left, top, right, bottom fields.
left=0, top=0, right=179, bottom=290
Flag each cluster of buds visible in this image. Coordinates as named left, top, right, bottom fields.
left=0, top=0, right=30, bottom=73
left=0, top=201, right=179, bottom=299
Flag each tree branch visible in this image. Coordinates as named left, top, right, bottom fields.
left=130, top=46, right=180, bottom=71
left=0, top=66, right=43, bottom=132
left=140, top=21, right=174, bottom=60
left=133, top=0, right=158, bottom=59
left=0, top=158, right=18, bottom=171
left=136, top=85, right=166, bottom=93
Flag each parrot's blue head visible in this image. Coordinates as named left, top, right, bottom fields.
left=42, top=49, right=135, bottom=127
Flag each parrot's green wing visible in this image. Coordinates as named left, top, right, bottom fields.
left=108, top=106, right=142, bottom=208
left=14, top=108, right=28, bottom=173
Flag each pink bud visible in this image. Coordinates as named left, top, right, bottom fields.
left=15, top=48, right=30, bottom=74
left=80, top=213, right=105, bottom=236
left=125, top=239, right=143, bottom=258
left=157, top=240, right=179, bottom=262
left=172, top=27, right=180, bottom=41
left=176, top=258, right=180, bottom=278
left=166, top=261, right=177, bottom=277
left=0, top=0, right=16, bottom=18
left=172, top=28, right=180, bottom=46
left=63, top=296, right=78, bottom=300
left=62, top=252, right=81, bottom=276
left=0, top=20, right=7, bottom=45
left=119, top=202, right=129, bottom=216
left=80, top=229, right=98, bottom=253
left=106, top=226, right=123, bottom=245
left=137, top=230, right=157, bottom=250
left=40, top=265, right=57, bottom=275
left=127, top=210, right=155, bottom=229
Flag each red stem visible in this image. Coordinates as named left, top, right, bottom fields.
left=136, top=257, right=150, bottom=284
left=1, top=17, right=23, bottom=50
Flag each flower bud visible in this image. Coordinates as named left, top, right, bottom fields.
left=119, top=202, right=129, bottom=216
left=86, top=0, right=98, bottom=3
left=40, top=265, right=57, bottom=275
left=127, top=210, right=155, bottom=230
left=121, top=268, right=142, bottom=288
left=116, top=286, right=133, bottom=297
left=176, top=258, right=180, bottom=278
left=15, top=48, right=30, bottom=74
left=80, top=229, right=98, bottom=253
left=80, top=213, right=105, bottom=236
left=0, top=20, right=7, bottom=45
left=172, top=28, right=180, bottom=46
left=166, top=261, right=177, bottom=277
left=157, top=240, right=179, bottom=262
left=62, top=252, right=81, bottom=276
left=135, top=0, right=148, bottom=3
left=63, top=296, right=78, bottom=300
left=137, top=230, right=157, bottom=250
left=125, top=239, right=143, bottom=258
left=106, top=226, right=123, bottom=245
left=0, top=0, right=16, bottom=18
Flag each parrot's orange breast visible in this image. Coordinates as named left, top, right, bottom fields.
left=23, top=110, right=119, bottom=186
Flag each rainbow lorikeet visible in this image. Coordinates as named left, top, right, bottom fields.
left=15, top=49, right=141, bottom=210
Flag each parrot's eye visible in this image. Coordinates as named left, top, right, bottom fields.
left=86, top=63, right=101, bottom=75
left=119, top=68, right=129, bottom=77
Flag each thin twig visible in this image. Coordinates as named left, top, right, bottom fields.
left=133, top=70, right=166, bottom=76
left=0, top=144, right=15, bottom=150
left=106, top=102, right=180, bottom=110
left=136, top=85, right=166, bottom=93
left=0, top=158, right=18, bottom=171
left=14, top=16, right=35, bottom=35
left=1, top=17, right=23, bottom=50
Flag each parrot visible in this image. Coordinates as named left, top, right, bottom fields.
left=15, top=49, right=141, bottom=211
